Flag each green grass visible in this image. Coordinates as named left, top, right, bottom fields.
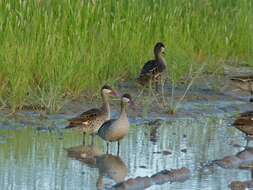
left=0, top=0, right=253, bottom=112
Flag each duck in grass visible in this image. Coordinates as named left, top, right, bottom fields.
left=97, top=94, right=135, bottom=155
left=230, top=76, right=253, bottom=102
left=137, top=42, right=166, bottom=92
left=65, top=85, right=119, bottom=145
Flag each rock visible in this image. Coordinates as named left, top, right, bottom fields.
left=153, top=151, right=162, bottom=154
left=229, top=181, right=246, bottom=190
left=215, top=156, right=241, bottom=169
left=229, top=180, right=253, bottom=190
left=236, top=150, right=253, bottom=163
left=113, top=176, right=152, bottom=190
left=162, top=150, right=172, bottom=155
left=213, top=148, right=253, bottom=169
left=181, top=149, right=187, bottom=153
left=111, top=167, right=190, bottom=190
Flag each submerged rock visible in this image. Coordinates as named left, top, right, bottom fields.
left=215, top=156, right=241, bottom=169
left=162, top=150, right=172, bottom=155
left=111, top=167, right=190, bottom=190
left=181, top=149, right=187, bottom=153
left=229, top=180, right=253, bottom=190
left=229, top=181, right=247, bottom=190
left=214, top=148, right=253, bottom=169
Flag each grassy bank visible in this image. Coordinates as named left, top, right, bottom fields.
left=0, top=0, right=252, bottom=112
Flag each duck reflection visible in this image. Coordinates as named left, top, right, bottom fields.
left=66, top=145, right=103, bottom=166
left=65, top=145, right=128, bottom=189
left=96, top=154, right=128, bottom=190
left=150, top=127, right=159, bottom=143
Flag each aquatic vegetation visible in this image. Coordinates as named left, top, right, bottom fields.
left=0, top=0, right=253, bottom=111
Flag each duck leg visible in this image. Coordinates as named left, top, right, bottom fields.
left=246, top=136, right=250, bottom=147
left=148, top=80, right=152, bottom=97
left=106, top=142, right=109, bottom=154
left=155, top=81, right=159, bottom=92
left=249, top=82, right=253, bottom=102
left=160, top=77, right=166, bottom=106
left=117, top=141, right=120, bottom=155
left=250, top=89, right=253, bottom=102
left=82, top=132, right=86, bottom=145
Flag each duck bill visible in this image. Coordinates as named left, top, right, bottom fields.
left=110, top=90, right=120, bottom=97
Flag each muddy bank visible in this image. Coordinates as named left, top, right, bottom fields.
left=1, top=74, right=253, bottom=129
left=60, top=74, right=252, bottom=118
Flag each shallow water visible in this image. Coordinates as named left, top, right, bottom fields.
left=0, top=112, right=252, bottom=190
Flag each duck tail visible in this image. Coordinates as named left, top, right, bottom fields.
left=65, top=123, right=77, bottom=129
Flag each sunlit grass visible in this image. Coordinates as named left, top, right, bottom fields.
left=0, top=0, right=252, bottom=112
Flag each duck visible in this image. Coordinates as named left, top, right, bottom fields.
left=97, top=94, right=134, bottom=154
left=137, top=42, right=166, bottom=92
left=233, top=111, right=253, bottom=137
left=230, top=76, right=253, bottom=102
left=65, top=85, right=118, bottom=145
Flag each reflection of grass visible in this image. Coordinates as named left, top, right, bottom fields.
left=0, top=1, right=253, bottom=112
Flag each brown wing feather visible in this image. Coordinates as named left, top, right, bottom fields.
left=233, top=111, right=253, bottom=125
left=137, top=60, right=164, bottom=85
left=66, top=108, right=102, bottom=128
left=233, top=118, right=253, bottom=126
left=231, top=76, right=253, bottom=82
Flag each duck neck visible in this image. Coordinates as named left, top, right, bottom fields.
left=101, top=93, right=110, bottom=119
left=119, top=101, right=127, bottom=119
left=155, top=52, right=165, bottom=63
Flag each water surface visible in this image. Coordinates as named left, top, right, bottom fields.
left=0, top=113, right=251, bottom=190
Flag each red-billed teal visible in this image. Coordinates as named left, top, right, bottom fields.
left=97, top=94, right=134, bottom=154
left=65, top=85, right=118, bottom=144
left=137, top=42, right=166, bottom=92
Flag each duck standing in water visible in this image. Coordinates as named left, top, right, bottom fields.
left=233, top=111, right=253, bottom=136
left=97, top=94, right=134, bottom=155
left=233, top=111, right=253, bottom=146
left=65, top=85, right=118, bottom=145
left=230, top=76, right=253, bottom=102
left=137, top=42, right=167, bottom=92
